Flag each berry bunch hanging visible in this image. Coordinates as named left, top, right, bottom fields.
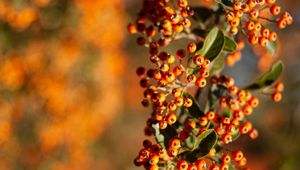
left=129, top=0, right=292, bottom=169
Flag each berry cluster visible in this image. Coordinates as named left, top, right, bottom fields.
left=226, top=0, right=293, bottom=46
left=226, top=40, right=245, bottom=66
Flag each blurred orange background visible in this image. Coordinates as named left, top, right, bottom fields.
left=0, top=0, right=299, bottom=170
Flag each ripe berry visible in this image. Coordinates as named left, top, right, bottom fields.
left=249, top=9, right=259, bottom=19
left=275, top=82, right=284, bottom=92
left=259, top=37, right=268, bottom=47
left=245, top=21, right=255, bottom=31
left=198, top=116, right=208, bottom=127
left=270, top=5, right=281, bottom=16
left=169, top=138, right=181, bottom=149
left=176, top=49, right=186, bottom=59
left=127, top=23, right=137, bottom=34
left=149, top=154, right=159, bottom=165
left=272, top=92, right=282, bottom=102
left=277, top=19, right=287, bottom=29
left=193, top=55, right=205, bottom=66
left=222, top=154, right=231, bottom=163
left=168, top=147, right=178, bottom=157
left=237, top=157, right=247, bottom=167
left=232, top=150, right=244, bottom=161
left=248, top=34, right=258, bottom=45
left=175, top=97, right=184, bottom=106
left=268, top=31, right=277, bottom=41
left=196, top=159, right=207, bottom=170
left=206, top=111, right=215, bottom=120
left=177, top=160, right=189, bottom=170
left=248, top=128, right=259, bottom=139
left=187, top=42, right=197, bottom=53
left=196, top=77, right=207, bottom=88
left=183, top=98, right=193, bottom=107
left=166, top=113, right=177, bottom=125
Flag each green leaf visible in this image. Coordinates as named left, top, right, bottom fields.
left=197, top=27, right=225, bottom=61
left=186, top=130, right=218, bottom=162
left=224, top=36, right=237, bottom=52
left=161, top=126, right=178, bottom=148
left=183, top=93, right=205, bottom=118
left=266, top=41, right=277, bottom=56
left=244, top=60, right=284, bottom=90
left=209, top=55, right=225, bottom=75
left=215, top=0, right=233, bottom=6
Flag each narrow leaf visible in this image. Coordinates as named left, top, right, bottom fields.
left=224, top=36, right=237, bottom=52
left=266, top=41, right=277, bottom=56
left=244, top=60, right=283, bottom=90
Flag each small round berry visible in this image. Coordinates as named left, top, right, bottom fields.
left=248, top=97, right=259, bottom=108
left=187, top=74, right=197, bottom=83
left=127, top=23, right=137, bottom=34
left=188, top=164, right=198, bottom=170
left=168, top=102, right=177, bottom=111
left=160, top=63, right=169, bottom=72
left=259, top=37, right=268, bottom=47
left=220, top=163, right=229, bottom=170
left=210, top=164, right=220, bottom=170
left=187, top=42, right=197, bottom=53
left=247, top=0, right=257, bottom=9
left=165, top=72, right=176, bottom=83
left=149, top=154, right=159, bottom=165
left=196, top=159, right=207, bottom=170
left=245, top=21, right=255, bottom=31
left=222, top=133, right=232, bottom=144
left=175, top=97, right=184, bottom=106
left=198, top=116, right=208, bottom=127
left=248, top=34, right=258, bottom=45
left=176, top=49, right=187, bottom=59
left=239, top=122, right=253, bottom=134
left=266, top=0, right=276, bottom=4
left=222, top=154, right=231, bottom=163
left=196, top=77, right=207, bottom=88
left=233, top=2, right=242, bottom=10
left=237, top=157, right=247, bottom=167
left=226, top=12, right=235, bottom=21
left=229, top=26, right=238, bottom=35
left=256, top=0, right=265, bottom=6
left=272, top=92, right=282, bottom=102
left=136, top=67, right=146, bottom=77
left=277, top=19, right=287, bottom=29
left=172, top=88, right=182, bottom=97
left=270, top=4, right=281, bottom=16
left=232, top=150, right=244, bottom=161
left=275, top=82, right=284, bottom=92
left=254, top=22, right=262, bottom=32
left=248, top=128, right=259, bottom=139
left=268, top=31, right=277, bottom=42
left=249, top=9, right=259, bottom=19
left=193, top=55, right=205, bottom=66
left=261, top=28, right=270, bottom=38
left=136, top=37, right=146, bottom=46
left=166, top=113, right=177, bottom=125
left=183, top=98, right=193, bottom=107
left=206, top=111, right=215, bottom=120
left=169, top=138, right=181, bottom=149
left=229, top=18, right=240, bottom=27
left=179, top=130, right=190, bottom=140
left=149, top=164, right=159, bottom=170
left=173, top=65, right=185, bottom=76
left=177, top=160, right=189, bottom=170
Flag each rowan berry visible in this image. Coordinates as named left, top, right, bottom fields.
left=248, top=128, right=259, bottom=139
left=206, top=111, right=215, bottom=120
left=241, top=4, right=250, bottom=13
left=182, top=18, right=192, bottom=28
left=248, top=97, right=259, bottom=108
left=149, top=154, right=159, bottom=165
left=229, top=86, right=239, bottom=95
left=196, top=159, right=207, bottom=170
left=210, top=164, right=220, bottom=170
left=185, top=120, right=196, bottom=131
left=193, top=55, right=205, bottom=66
left=128, top=23, right=137, bottom=34
left=196, top=77, right=207, bottom=88
left=226, top=12, right=235, bottom=21
left=248, top=34, right=258, bottom=44
left=222, top=154, right=231, bottom=163
left=183, top=98, right=193, bottom=107
left=247, top=0, right=257, bottom=8
left=237, top=157, right=247, bottom=167
left=169, top=138, right=181, bottom=149
left=259, top=37, right=268, bottom=47
left=232, top=150, right=244, bottom=161
left=237, top=40, right=246, bottom=50
left=268, top=31, right=277, bottom=41
left=167, top=55, right=176, bottom=64
left=173, top=65, right=185, bottom=76
left=229, top=18, right=240, bottom=27
left=160, top=63, right=169, bottom=72
left=165, top=72, right=176, bottom=83
left=187, top=164, right=197, bottom=170
left=174, top=24, right=184, bottom=33
left=272, top=92, right=282, bottom=102
left=249, top=9, right=259, bottom=19
left=136, top=67, right=147, bottom=77
left=245, top=21, right=255, bottom=31
left=149, top=164, right=159, bottom=170
left=270, top=5, right=281, bottom=16
left=233, top=2, right=242, bottom=10
left=166, top=113, right=177, bottom=125
left=275, top=82, right=284, bottom=92
left=177, top=160, right=189, bottom=170
left=187, top=74, right=197, bottom=83
left=199, top=117, right=208, bottom=127
left=200, top=67, right=209, bottom=78
left=254, top=22, right=262, bottom=32
left=234, top=10, right=244, bottom=18
left=168, top=102, right=177, bottom=111
left=187, top=42, right=197, bottom=53
left=256, top=0, right=265, bottom=6
left=134, top=157, right=145, bottom=166
left=225, top=55, right=234, bottom=66
left=220, top=164, right=229, bottom=170
left=222, top=133, right=232, bottom=144
left=172, top=88, right=182, bottom=98
left=277, top=19, right=287, bottom=29
left=261, top=28, right=270, bottom=38
left=239, top=122, right=252, bottom=134
left=175, top=97, right=184, bottom=106
left=168, top=147, right=178, bottom=157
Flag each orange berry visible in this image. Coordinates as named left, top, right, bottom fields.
left=222, top=133, right=232, bottom=144
left=243, top=105, right=253, bottom=116
left=149, top=154, right=159, bottom=165
left=232, top=150, right=244, bottom=161
left=167, top=147, right=178, bottom=157
left=229, top=18, right=240, bottom=27
left=166, top=113, right=177, bottom=125
left=248, top=97, right=259, bottom=108
left=177, top=160, right=189, bottom=170
left=245, top=21, right=255, bottom=31
left=275, top=82, right=284, bottom=92
left=172, top=88, right=182, bottom=97
left=184, top=120, right=196, bottom=131
left=187, top=164, right=198, bottom=170
left=261, top=28, right=270, bottom=38
left=249, top=9, right=259, bottom=19
left=234, top=10, right=244, bottom=18
left=149, top=164, right=159, bottom=170
left=256, top=0, right=265, bottom=6
left=277, top=19, right=287, bottom=29
left=226, top=56, right=235, bottom=66
left=196, top=159, right=207, bottom=170
left=198, top=117, right=208, bottom=127
left=173, top=65, right=185, bottom=76
left=210, top=164, right=220, bottom=170
left=272, top=92, right=282, bottom=102
left=239, top=121, right=253, bottom=134
left=266, top=0, right=276, bottom=4
left=229, top=26, right=238, bottom=35
left=222, top=154, right=231, bottom=163
left=206, top=111, right=215, bottom=120
left=193, top=54, right=205, bottom=66
left=226, top=12, right=235, bottom=21
left=183, top=98, right=193, bottom=107
left=248, top=34, right=258, bottom=45
left=259, top=37, right=268, bottom=47
left=187, top=42, right=197, bottom=53
left=237, top=40, right=245, bottom=50
left=247, top=0, right=257, bottom=8
left=268, top=31, right=277, bottom=41
left=254, top=22, right=262, bottom=32
left=169, top=138, right=181, bottom=149
left=241, top=4, right=250, bottom=13
left=187, top=74, right=197, bottom=83
left=248, top=128, right=259, bottom=139
left=127, top=23, right=137, bottom=34
left=175, top=97, right=184, bottom=106
left=237, top=157, right=247, bottom=167
left=196, top=77, right=207, bottom=88
left=233, top=2, right=242, bottom=10
left=220, top=164, right=229, bottom=170
left=270, top=4, right=281, bottom=16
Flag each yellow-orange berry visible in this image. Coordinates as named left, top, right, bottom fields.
left=261, top=28, right=270, bottom=38
left=187, top=42, right=197, bottom=53
left=222, top=133, right=232, bottom=144
left=277, top=19, right=287, bottom=29
left=268, top=31, right=277, bottom=41
left=232, top=150, right=244, bottom=161
left=237, top=157, right=247, bottom=167
left=149, top=154, right=159, bottom=165
left=249, top=9, right=259, bottom=19
left=127, top=23, right=137, bottom=34
left=167, top=147, right=178, bottom=157
left=196, top=77, right=207, bottom=88
left=266, top=0, right=276, bottom=4
left=187, top=164, right=198, bottom=170
left=245, top=21, right=255, bottom=31
left=275, top=82, right=284, bottom=92
left=248, top=97, right=259, bottom=108
left=229, top=27, right=238, bottom=35
left=183, top=98, right=193, bottom=107
left=166, top=113, right=177, bottom=125
left=169, top=138, right=181, bottom=149
left=248, top=34, right=258, bottom=44
left=177, top=160, right=189, bottom=170
left=172, top=88, right=182, bottom=97
left=206, top=111, right=215, bottom=120
left=196, top=159, right=207, bottom=170
left=270, top=4, right=281, bottom=16
left=175, top=97, right=184, bottom=106
left=230, top=18, right=240, bottom=27
left=222, top=154, right=231, bottom=163
left=187, top=74, right=197, bottom=83
left=193, top=54, right=205, bottom=66
left=226, top=12, right=235, bottom=21
left=233, top=2, right=242, bottom=10
left=198, top=116, right=208, bottom=127
left=259, top=37, right=268, bottom=47
left=272, top=92, right=282, bottom=102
